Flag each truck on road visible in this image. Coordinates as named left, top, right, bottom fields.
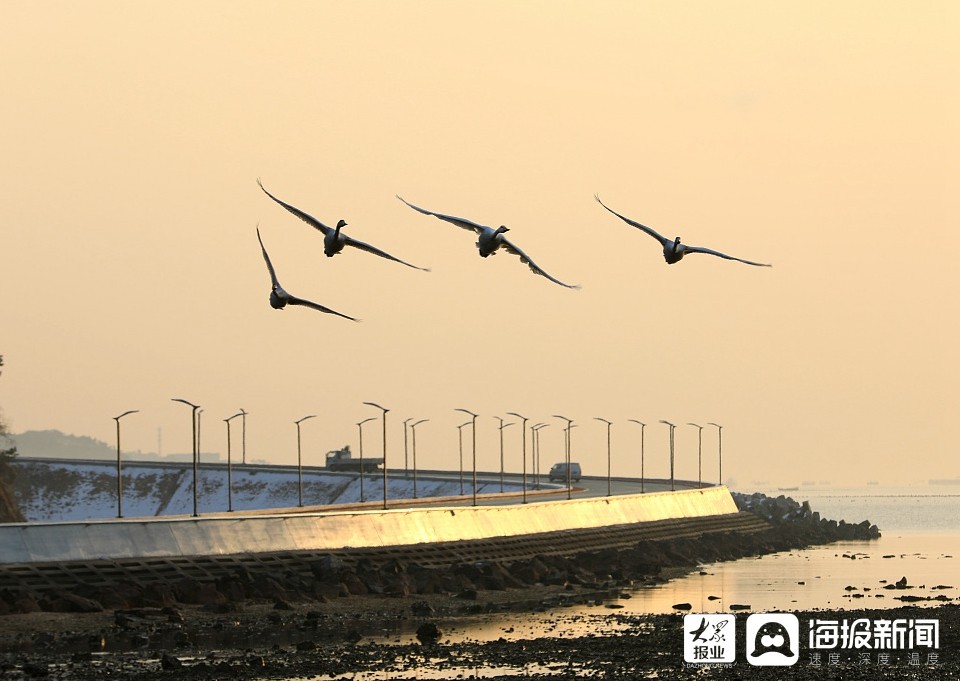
left=324, top=446, right=383, bottom=473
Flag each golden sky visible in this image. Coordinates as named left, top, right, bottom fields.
left=2, top=1, right=957, bottom=487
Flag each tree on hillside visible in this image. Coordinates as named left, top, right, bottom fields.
left=0, top=355, right=26, bottom=522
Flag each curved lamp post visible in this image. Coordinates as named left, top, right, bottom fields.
left=456, top=421, right=470, bottom=496
left=196, top=408, right=204, bottom=471
left=687, top=422, right=704, bottom=488
left=594, top=417, right=613, bottom=496
left=531, top=422, right=549, bottom=489
left=113, top=409, right=139, bottom=518
left=239, top=408, right=248, bottom=465
left=659, top=420, right=676, bottom=491
left=455, top=408, right=479, bottom=506
left=172, top=398, right=201, bottom=517
left=553, top=415, right=574, bottom=500
left=294, top=415, right=317, bottom=507
left=494, top=416, right=514, bottom=493
left=356, top=416, right=376, bottom=502
left=410, top=419, right=429, bottom=499
left=506, top=412, right=529, bottom=503
left=708, top=422, right=723, bottom=486
left=403, top=417, right=414, bottom=478
left=628, top=420, right=646, bottom=493
left=363, top=402, right=390, bottom=509
left=224, top=411, right=244, bottom=512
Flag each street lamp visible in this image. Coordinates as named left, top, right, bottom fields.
left=356, top=416, right=376, bottom=502
left=659, top=420, right=676, bottom=491
left=506, top=412, right=529, bottom=503
left=553, top=415, right=574, bottom=500
left=455, top=408, right=479, bottom=506
left=494, top=416, right=514, bottom=493
left=708, top=422, right=723, bottom=486
left=239, top=408, right=248, bottom=465
left=113, top=409, right=139, bottom=518
left=594, top=417, right=613, bottom=496
left=294, top=414, right=317, bottom=507
left=410, top=419, right=428, bottom=499
left=197, top=408, right=204, bottom=458
left=688, top=422, right=704, bottom=488
left=171, top=398, right=201, bottom=517
left=403, top=417, right=413, bottom=478
left=531, top=423, right=549, bottom=489
left=628, top=420, right=646, bottom=493
left=363, top=402, right=389, bottom=510
left=224, top=412, right=244, bottom=512
left=456, top=421, right=471, bottom=496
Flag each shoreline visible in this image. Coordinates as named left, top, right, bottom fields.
left=1, top=600, right=957, bottom=679
left=0, top=492, right=903, bottom=677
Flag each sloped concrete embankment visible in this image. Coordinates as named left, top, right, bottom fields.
left=0, top=488, right=882, bottom=616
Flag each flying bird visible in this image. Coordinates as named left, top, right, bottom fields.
left=396, top=195, right=581, bottom=289
left=257, top=179, right=429, bottom=271
left=595, top=195, right=772, bottom=267
left=256, top=227, right=358, bottom=321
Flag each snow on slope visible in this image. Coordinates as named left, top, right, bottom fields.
left=11, top=458, right=525, bottom=521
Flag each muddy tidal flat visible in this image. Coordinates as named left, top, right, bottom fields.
left=0, top=588, right=958, bottom=680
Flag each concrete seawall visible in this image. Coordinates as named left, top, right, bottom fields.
left=0, top=486, right=737, bottom=564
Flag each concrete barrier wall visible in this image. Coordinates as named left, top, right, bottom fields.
left=0, top=486, right=737, bottom=565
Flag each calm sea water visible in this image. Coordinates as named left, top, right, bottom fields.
left=407, top=485, right=960, bottom=644
left=290, top=486, right=959, bottom=679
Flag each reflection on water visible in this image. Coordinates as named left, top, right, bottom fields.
left=312, top=662, right=592, bottom=680
left=616, top=532, right=958, bottom=614
left=369, top=533, right=958, bottom=650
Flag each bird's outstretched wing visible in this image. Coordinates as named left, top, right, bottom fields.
left=257, top=227, right=359, bottom=321
left=682, top=245, right=772, bottom=267
left=285, top=294, right=360, bottom=321
left=256, top=226, right=281, bottom=289
left=396, top=195, right=488, bottom=234
left=594, top=194, right=670, bottom=246
left=500, top=236, right=581, bottom=289
left=342, top=234, right=430, bottom=271
left=258, top=178, right=333, bottom=235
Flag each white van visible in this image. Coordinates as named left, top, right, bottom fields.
left=548, top=462, right=582, bottom=483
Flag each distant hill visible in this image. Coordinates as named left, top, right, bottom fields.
left=13, top=430, right=115, bottom=459
left=11, top=429, right=197, bottom=462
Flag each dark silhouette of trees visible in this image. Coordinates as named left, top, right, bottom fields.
left=0, top=355, right=26, bottom=522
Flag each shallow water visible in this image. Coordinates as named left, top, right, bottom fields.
left=280, top=486, right=959, bottom=679
left=380, top=486, right=960, bottom=645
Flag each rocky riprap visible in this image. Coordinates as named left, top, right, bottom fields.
left=733, top=491, right=881, bottom=540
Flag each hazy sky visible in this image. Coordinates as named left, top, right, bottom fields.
left=2, top=1, right=957, bottom=488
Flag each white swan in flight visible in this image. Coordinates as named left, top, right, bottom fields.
left=396, top=196, right=581, bottom=289
left=257, top=227, right=358, bottom=321
left=258, top=179, right=429, bottom=271
left=595, top=195, right=771, bottom=267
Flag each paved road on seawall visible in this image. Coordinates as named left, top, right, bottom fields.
left=12, top=457, right=708, bottom=521
left=200, top=461, right=707, bottom=514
